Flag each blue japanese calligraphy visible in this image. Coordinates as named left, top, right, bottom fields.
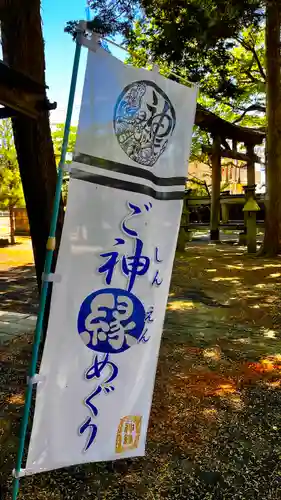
left=98, top=251, right=119, bottom=286
left=77, top=201, right=163, bottom=452
left=98, top=202, right=165, bottom=289
left=155, top=247, right=163, bottom=263
left=122, top=238, right=150, bottom=292
left=152, top=270, right=163, bottom=287
left=79, top=353, right=119, bottom=451
left=78, top=288, right=146, bottom=354
left=79, top=417, right=97, bottom=451
left=99, top=239, right=150, bottom=292
left=98, top=202, right=152, bottom=291
left=145, top=306, right=154, bottom=324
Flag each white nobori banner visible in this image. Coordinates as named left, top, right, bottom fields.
left=25, top=45, right=197, bottom=474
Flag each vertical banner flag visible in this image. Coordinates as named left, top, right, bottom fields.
left=25, top=45, right=197, bottom=474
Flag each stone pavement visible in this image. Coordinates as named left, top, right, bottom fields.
left=0, top=310, right=37, bottom=345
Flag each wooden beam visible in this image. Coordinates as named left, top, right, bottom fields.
left=0, top=61, right=47, bottom=118
left=195, top=104, right=265, bottom=145
left=0, top=106, right=18, bottom=119
left=186, top=193, right=265, bottom=207
left=0, top=60, right=46, bottom=94
left=185, top=222, right=265, bottom=230
left=202, top=145, right=261, bottom=163
left=0, top=82, right=41, bottom=118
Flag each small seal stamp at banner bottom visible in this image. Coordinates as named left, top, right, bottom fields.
left=115, top=415, right=142, bottom=453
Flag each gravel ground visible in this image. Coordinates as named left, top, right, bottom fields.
left=1, top=243, right=281, bottom=499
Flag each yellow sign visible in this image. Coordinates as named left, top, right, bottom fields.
left=115, top=415, right=142, bottom=453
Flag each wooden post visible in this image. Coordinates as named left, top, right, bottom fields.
left=243, top=186, right=260, bottom=254
left=177, top=197, right=187, bottom=251
left=210, top=135, right=221, bottom=241
left=221, top=202, right=229, bottom=224
left=185, top=200, right=192, bottom=242
left=243, top=143, right=256, bottom=246
left=263, top=0, right=281, bottom=255
left=233, top=140, right=237, bottom=192
left=246, top=143, right=256, bottom=186
left=247, top=212, right=257, bottom=253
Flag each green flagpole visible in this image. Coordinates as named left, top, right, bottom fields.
left=12, top=25, right=83, bottom=500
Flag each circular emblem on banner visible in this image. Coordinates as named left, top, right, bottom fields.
left=113, top=80, right=176, bottom=167
left=77, top=288, right=145, bottom=354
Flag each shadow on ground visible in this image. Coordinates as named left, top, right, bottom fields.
left=2, top=244, right=281, bottom=499
left=0, top=265, right=38, bottom=315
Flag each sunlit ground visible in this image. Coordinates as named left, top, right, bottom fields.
left=0, top=236, right=34, bottom=270
left=2, top=241, right=281, bottom=498
left=0, top=237, right=37, bottom=315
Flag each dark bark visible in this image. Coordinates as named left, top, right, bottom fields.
left=9, top=205, right=15, bottom=245
left=0, top=0, right=64, bottom=285
left=262, top=0, right=281, bottom=256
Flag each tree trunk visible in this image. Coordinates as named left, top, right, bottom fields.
left=9, top=205, right=15, bottom=245
left=262, top=0, right=281, bottom=256
left=0, top=0, right=64, bottom=285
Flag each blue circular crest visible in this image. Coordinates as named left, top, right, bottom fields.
left=113, top=80, right=176, bottom=167
left=77, top=288, right=145, bottom=354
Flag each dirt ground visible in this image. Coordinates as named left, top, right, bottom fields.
left=2, top=241, right=281, bottom=499
left=0, top=237, right=34, bottom=271
left=0, top=237, right=38, bottom=315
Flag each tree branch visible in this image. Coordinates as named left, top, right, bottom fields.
left=190, top=153, right=212, bottom=168
left=187, top=175, right=211, bottom=196
left=251, top=47, right=266, bottom=82
left=244, top=69, right=264, bottom=85
left=235, top=36, right=266, bottom=82
left=232, top=104, right=266, bottom=124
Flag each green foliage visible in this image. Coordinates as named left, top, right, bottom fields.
left=51, top=123, right=77, bottom=203
left=128, top=24, right=266, bottom=126
left=78, top=1, right=263, bottom=98
left=0, top=121, right=78, bottom=211
left=190, top=127, right=211, bottom=165
left=66, top=1, right=268, bottom=209
left=66, top=1, right=266, bottom=174
left=122, top=3, right=267, bottom=194
left=65, top=1, right=138, bottom=38
left=51, top=123, right=77, bottom=165
left=128, top=0, right=263, bottom=96
left=187, top=177, right=211, bottom=197
left=74, top=1, right=266, bottom=127
left=0, top=119, right=24, bottom=210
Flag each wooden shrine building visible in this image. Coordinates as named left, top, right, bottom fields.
left=194, top=104, right=266, bottom=241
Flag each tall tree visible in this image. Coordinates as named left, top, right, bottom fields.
left=264, top=0, right=281, bottom=255
left=0, top=0, right=64, bottom=284
left=0, top=119, right=24, bottom=244
left=75, top=0, right=280, bottom=255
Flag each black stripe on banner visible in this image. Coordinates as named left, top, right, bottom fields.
left=73, top=152, right=186, bottom=187
left=71, top=168, right=185, bottom=201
